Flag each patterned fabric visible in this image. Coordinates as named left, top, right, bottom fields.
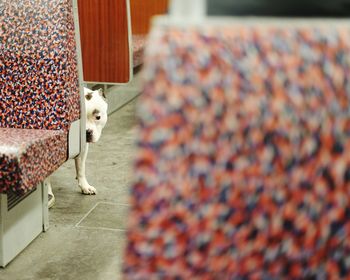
left=0, top=0, right=80, bottom=193
left=132, top=34, right=146, bottom=68
left=0, top=128, right=67, bottom=194
left=124, top=24, right=350, bottom=279
left=0, top=0, right=80, bottom=131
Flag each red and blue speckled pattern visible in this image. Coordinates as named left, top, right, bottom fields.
left=132, top=34, right=146, bottom=68
left=0, top=0, right=80, bottom=193
left=0, top=128, right=67, bottom=194
left=0, top=0, right=80, bottom=131
left=124, top=25, right=350, bottom=279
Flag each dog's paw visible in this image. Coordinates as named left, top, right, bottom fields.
left=80, top=184, right=97, bottom=195
left=77, top=177, right=97, bottom=195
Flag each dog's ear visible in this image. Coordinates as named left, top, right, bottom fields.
left=98, top=88, right=106, bottom=99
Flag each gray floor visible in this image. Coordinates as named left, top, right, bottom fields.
left=0, top=91, right=139, bottom=279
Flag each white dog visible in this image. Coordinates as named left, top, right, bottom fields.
left=48, top=87, right=108, bottom=207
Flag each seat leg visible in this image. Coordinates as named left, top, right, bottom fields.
left=42, top=180, right=49, bottom=232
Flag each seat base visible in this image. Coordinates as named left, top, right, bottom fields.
left=0, top=128, right=67, bottom=194
left=0, top=181, right=48, bottom=267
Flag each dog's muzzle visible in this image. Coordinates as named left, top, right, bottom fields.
left=86, top=129, right=93, bottom=143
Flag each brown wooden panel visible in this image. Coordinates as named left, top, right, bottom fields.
left=130, top=0, right=169, bottom=35
left=78, top=0, right=131, bottom=83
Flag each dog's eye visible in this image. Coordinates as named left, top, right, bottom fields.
left=96, top=116, right=101, bottom=120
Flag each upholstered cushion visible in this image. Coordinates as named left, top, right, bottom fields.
left=0, top=128, right=67, bottom=194
left=132, top=34, right=147, bottom=68
left=124, top=23, right=350, bottom=278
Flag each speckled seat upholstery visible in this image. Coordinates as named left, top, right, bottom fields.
left=132, top=34, right=147, bottom=68
left=0, top=129, right=67, bottom=194
left=0, top=0, right=80, bottom=194
left=124, top=21, right=350, bottom=279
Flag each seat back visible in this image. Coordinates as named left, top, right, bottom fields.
left=77, top=0, right=169, bottom=84
left=0, top=0, right=81, bottom=132
left=77, top=0, right=132, bottom=84
left=123, top=7, right=350, bottom=280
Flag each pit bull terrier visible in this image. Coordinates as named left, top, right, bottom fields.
left=48, top=87, right=108, bottom=208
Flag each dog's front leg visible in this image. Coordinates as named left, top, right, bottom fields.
left=75, top=143, right=97, bottom=195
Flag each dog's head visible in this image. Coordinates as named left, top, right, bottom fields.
left=84, top=87, right=108, bottom=143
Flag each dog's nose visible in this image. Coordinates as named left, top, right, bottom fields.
left=86, top=129, right=93, bottom=142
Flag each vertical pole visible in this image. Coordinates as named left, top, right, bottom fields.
left=42, top=181, right=49, bottom=232
left=72, top=0, right=87, bottom=156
